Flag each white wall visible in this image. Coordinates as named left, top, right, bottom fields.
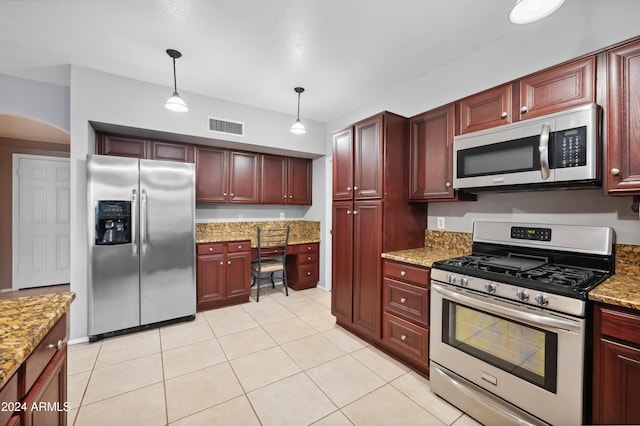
left=69, top=66, right=327, bottom=340
left=326, top=1, right=640, bottom=245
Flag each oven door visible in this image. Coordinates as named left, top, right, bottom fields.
left=429, top=282, right=585, bottom=426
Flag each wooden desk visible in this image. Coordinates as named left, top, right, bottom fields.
left=250, top=242, right=320, bottom=291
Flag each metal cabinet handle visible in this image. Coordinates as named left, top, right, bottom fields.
left=445, top=182, right=451, bottom=187
left=539, top=124, right=551, bottom=180
left=400, top=271, right=406, bottom=276
left=228, top=260, right=231, bottom=265
left=307, top=271, right=312, bottom=276
left=501, top=111, right=507, bottom=118
left=353, top=211, right=359, bottom=215
left=47, top=340, right=63, bottom=350
left=400, top=335, right=407, bottom=341
left=400, top=297, right=406, bottom=304
left=209, top=247, right=213, bottom=252
left=347, top=210, right=352, bottom=215
left=220, top=261, right=224, bottom=265
left=283, top=195, right=287, bottom=199
left=611, top=168, right=621, bottom=176
left=353, top=186, right=359, bottom=190
left=230, top=193, right=234, bottom=197
left=347, top=186, right=352, bottom=191
left=307, top=256, right=312, bottom=261
left=521, top=106, right=528, bottom=113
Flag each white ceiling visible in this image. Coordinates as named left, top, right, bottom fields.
left=0, top=0, right=629, bottom=125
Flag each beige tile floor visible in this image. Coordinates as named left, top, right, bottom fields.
left=67, top=286, right=481, bottom=426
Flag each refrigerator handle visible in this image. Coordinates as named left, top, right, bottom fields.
left=141, top=189, right=148, bottom=254
left=131, top=189, right=138, bottom=254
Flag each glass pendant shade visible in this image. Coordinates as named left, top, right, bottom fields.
left=290, top=118, right=306, bottom=134
left=509, top=0, right=565, bottom=24
left=165, top=91, right=189, bottom=112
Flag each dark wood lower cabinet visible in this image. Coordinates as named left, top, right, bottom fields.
left=592, top=303, right=640, bottom=424
left=285, top=243, right=320, bottom=290
left=21, top=344, right=67, bottom=426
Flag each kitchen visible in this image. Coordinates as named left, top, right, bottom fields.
left=1, top=0, right=640, bottom=425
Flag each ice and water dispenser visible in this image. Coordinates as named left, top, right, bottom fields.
left=95, top=201, right=131, bottom=245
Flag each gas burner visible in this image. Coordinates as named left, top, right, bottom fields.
left=519, top=265, right=595, bottom=287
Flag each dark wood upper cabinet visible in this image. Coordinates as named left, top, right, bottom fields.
left=518, top=56, right=595, bottom=120
left=458, top=85, right=514, bottom=134
left=409, top=104, right=456, bottom=200
left=96, top=134, right=148, bottom=158
left=195, top=146, right=228, bottom=203
left=260, top=155, right=312, bottom=205
left=150, top=140, right=194, bottom=163
left=332, top=128, right=354, bottom=200
left=605, top=38, right=640, bottom=194
left=228, top=151, right=259, bottom=203
left=458, top=56, right=595, bottom=134
left=354, top=115, right=384, bottom=199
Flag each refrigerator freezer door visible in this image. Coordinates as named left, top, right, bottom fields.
left=139, top=159, right=196, bottom=325
left=87, top=155, right=141, bottom=335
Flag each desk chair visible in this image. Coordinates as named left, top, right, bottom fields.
left=251, top=226, right=290, bottom=302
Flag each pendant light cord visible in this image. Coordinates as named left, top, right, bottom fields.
left=296, top=92, right=301, bottom=120
left=172, top=58, right=178, bottom=93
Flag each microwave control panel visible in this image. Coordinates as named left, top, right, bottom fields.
left=553, top=126, right=587, bottom=168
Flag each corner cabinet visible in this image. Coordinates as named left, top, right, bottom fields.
left=196, top=241, right=252, bottom=311
left=592, top=303, right=640, bottom=424
left=605, top=38, right=640, bottom=194
left=331, top=112, right=427, bottom=343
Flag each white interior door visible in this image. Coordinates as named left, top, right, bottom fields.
left=12, top=154, right=70, bottom=289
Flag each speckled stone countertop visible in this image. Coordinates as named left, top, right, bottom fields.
left=196, top=220, right=320, bottom=246
left=0, top=292, right=75, bottom=389
left=383, top=231, right=640, bottom=312
left=382, top=230, right=472, bottom=267
left=589, top=244, right=640, bottom=311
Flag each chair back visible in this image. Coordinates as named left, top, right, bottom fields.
left=256, top=226, right=290, bottom=262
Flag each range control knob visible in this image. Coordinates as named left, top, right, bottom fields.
left=516, top=289, right=530, bottom=301
left=535, top=294, right=549, bottom=306
left=460, top=277, right=469, bottom=287
left=447, top=274, right=457, bottom=284
left=484, top=282, right=496, bottom=294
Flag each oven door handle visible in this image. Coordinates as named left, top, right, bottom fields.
left=433, top=283, right=581, bottom=332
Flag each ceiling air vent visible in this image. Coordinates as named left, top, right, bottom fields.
left=208, top=117, right=245, bottom=136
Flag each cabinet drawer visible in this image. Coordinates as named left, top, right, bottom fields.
left=383, top=278, right=429, bottom=326
left=296, top=263, right=319, bottom=282
left=599, top=305, right=640, bottom=344
left=382, top=312, right=429, bottom=365
left=24, top=314, right=66, bottom=394
left=299, top=243, right=319, bottom=254
left=227, top=241, right=251, bottom=253
left=197, top=243, right=224, bottom=255
left=297, top=252, right=319, bottom=265
left=383, top=260, right=429, bottom=287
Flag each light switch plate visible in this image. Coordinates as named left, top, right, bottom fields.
left=437, top=217, right=445, bottom=229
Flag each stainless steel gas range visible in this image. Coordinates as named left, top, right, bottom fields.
left=429, top=221, right=615, bottom=426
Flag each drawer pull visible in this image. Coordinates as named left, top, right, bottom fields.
left=238, top=245, right=242, bottom=249
left=220, top=261, right=224, bottom=265
left=400, top=271, right=406, bottom=276
left=307, top=256, right=312, bottom=261
left=400, top=335, right=407, bottom=341
left=308, top=246, right=312, bottom=251
left=209, top=247, right=213, bottom=252
left=400, top=297, right=406, bottom=304
left=47, top=340, right=63, bottom=350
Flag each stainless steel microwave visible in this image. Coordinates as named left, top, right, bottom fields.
left=453, top=103, right=600, bottom=191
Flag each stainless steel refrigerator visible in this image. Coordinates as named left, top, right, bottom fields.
left=87, top=154, right=195, bottom=341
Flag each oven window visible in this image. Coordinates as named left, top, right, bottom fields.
left=442, top=301, right=557, bottom=393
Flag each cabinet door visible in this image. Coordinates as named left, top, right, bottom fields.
left=331, top=201, right=354, bottom=324
left=332, top=128, right=354, bottom=200
left=260, top=154, right=288, bottom=203
left=195, top=147, right=228, bottom=203
left=196, top=253, right=225, bottom=309
left=226, top=250, right=251, bottom=298
left=288, top=157, right=312, bottom=205
left=606, top=40, right=640, bottom=194
left=150, top=140, right=194, bottom=163
left=354, top=115, right=383, bottom=199
left=409, top=104, right=456, bottom=200
left=21, top=344, right=67, bottom=426
left=229, top=151, right=259, bottom=203
left=597, top=338, right=640, bottom=424
left=97, top=134, right=148, bottom=158
left=458, top=85, right=513, bottom=134
left=352, top=200, right=383, bottom=340
left=519, top=56, right=595, bottom=120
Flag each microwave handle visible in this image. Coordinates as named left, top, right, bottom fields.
left=539, top=124, right=551, bottom=180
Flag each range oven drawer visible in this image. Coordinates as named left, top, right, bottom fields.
left=382, top=312, right=429, bottom=365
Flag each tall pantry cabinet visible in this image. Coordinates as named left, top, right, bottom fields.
left=331, top=112, right=427, bottom=342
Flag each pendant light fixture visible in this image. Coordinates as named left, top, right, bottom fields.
left=509, top=0, right=565, bottom=24
left=164, top=49, right=189, bottom=112
left=290, top=87, right=306, bottom=134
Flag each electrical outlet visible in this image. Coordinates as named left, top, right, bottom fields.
left=436, top=217, right=445, bottom=229
left=279, top=212, right=285, bottom=219
left=238, top=213, right=243, bottom=220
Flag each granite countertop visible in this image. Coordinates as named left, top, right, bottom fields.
left=0, top=292, right=75, bottom=389
left=381, top=247, right=461, bottom=268
left=196, top=220, right=320, bottom=247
